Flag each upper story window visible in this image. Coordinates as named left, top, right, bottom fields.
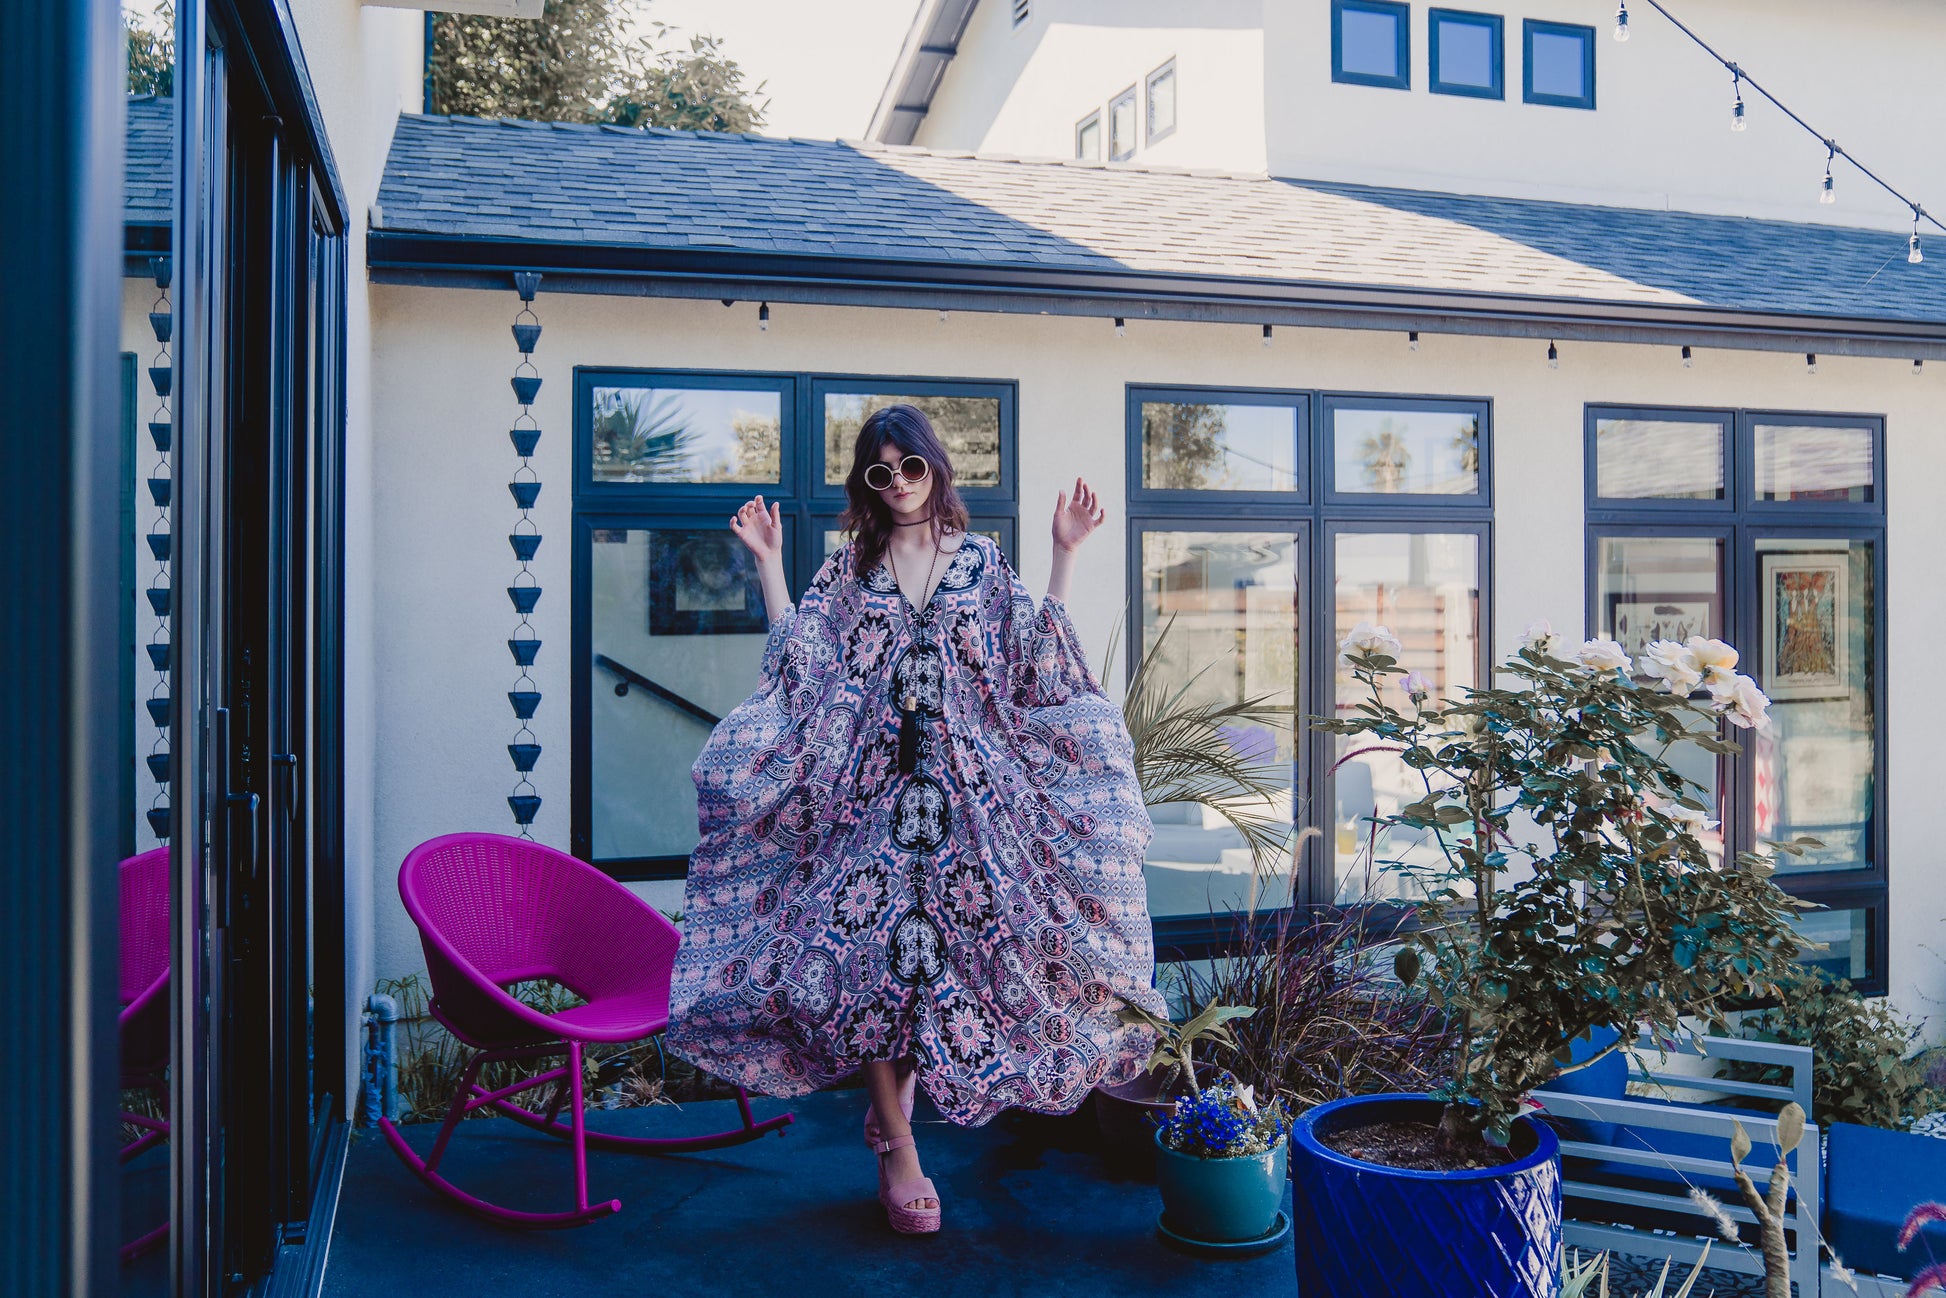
left=1429, top=9, right=1503, bottom=99
left=1146, top=59, right=1178, bottom=144
left=1011, top=0, right=1031, bottom=28
left=1109, top=85, right=1138, bottom=161
left=1523, top=18, right=1595, bottom=109
left=1333, top=0, right=1411, bottom=90
left=1076, top=110, right=1102, bottom=161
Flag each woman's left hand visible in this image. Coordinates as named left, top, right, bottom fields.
left=1052, top=477, right=1105, bottom=554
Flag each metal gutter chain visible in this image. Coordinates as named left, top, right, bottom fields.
left=507, top=271, right=544, bottom=837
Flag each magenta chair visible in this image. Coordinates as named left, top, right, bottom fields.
left=119, top=846, right=172, bottom=1263
left=379, top=832, right=792, bottom=1228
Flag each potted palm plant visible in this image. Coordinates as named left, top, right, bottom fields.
left=1153, top=1079, right=1293, bottom=1249
left=1290, top=622, right=1809, bottom=1298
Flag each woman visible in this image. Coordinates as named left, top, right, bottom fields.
left=667, top=404, right=1165, bottom=1235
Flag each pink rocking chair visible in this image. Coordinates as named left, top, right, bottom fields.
left=379, top=832, right=792, bottom=1228
left=119, top=846, right=172, bottom=1263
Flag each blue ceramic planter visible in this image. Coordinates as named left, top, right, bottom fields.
left=1153, top=1128, right=1288, bottom=1243
left=1289, top=1094, right=1561, bottom=1298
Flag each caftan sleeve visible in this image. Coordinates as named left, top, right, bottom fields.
left=986, top=546, right=1106, bottom=709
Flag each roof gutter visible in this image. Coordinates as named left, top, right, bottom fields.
left=365, top=229, right=1946, bottom=360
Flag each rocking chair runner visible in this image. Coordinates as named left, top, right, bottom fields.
left=379, top=832, right=792, bottom=1228
left=119, top=846, right=172, bottom=1264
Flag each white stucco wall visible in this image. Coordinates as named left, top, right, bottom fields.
left=283, top=0, right=426, bottom=1103
left=914, top=0, right=1269, bottom=173
left=368, top=283, right=1946, bottom=1042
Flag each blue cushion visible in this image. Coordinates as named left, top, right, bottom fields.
left=1825, top=1121, right=1946, bottom=1281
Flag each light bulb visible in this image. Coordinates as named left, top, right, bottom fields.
left=1682, top=345, right=1693, bottom=368
left=1408, top=331, right=1420, bottom=352
left=1547, top=341, right=1559, bottom=369
left=1614, top=1, right=1630, bottom=42
left=1806, top=352, right=1818, bottom=374
left=1731, top=97, right=1746, bottom=132
left=1914, top=358, right=1925, bottom=376
left=758, top=302, right=770, bottom=331
left=1910, top=232, right=1925, bottom=264
left=938, top=310, right=949, bottom=323
left=1820, top=172, right=1835, bottom=204
left=1114, top=317, right=1126, bottom=338
left=1262, top=323, right=1273, bottom=348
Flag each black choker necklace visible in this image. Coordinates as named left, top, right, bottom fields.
left=892, top=515, right=933, bottom=527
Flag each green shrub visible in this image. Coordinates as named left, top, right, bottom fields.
left=1737, top=964, right=1942, bottom=1130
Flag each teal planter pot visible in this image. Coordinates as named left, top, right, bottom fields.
left=1153, top=1127, right=1287, bottom=1243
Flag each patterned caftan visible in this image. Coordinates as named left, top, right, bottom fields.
left=667, top=534, right=1165, bottom=1126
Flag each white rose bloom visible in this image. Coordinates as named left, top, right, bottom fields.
left=1637, top=639, right=1703, bottom=694
left=1574, top=638, right=1631, bottom=672
left=1340, top=620, right=1404, bottom=661
left=1686, top=636, right=1740, bottom=686
left=1648, top=795, right=1719, bottom=833
left=1713, top=672, right=1772, bottom=730
left=1522, top=618, right=1563, bottom=654
left=1400, top=670, right=1433, bottom=701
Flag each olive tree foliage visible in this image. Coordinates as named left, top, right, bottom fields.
left=126, top=1, right=175, bottom=96
left=1320, top=639, right=1810, bottom=1151
left=427, top=1, right=767, bottom=133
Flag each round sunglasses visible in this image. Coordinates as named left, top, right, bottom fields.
left=863, top=455, right=931, bottom=492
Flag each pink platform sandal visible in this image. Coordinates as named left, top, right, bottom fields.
left=862, top=1063, right=918, bottom=1148
left=872, top=1133, right=941, bottom=1235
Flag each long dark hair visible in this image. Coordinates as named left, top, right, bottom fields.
left=839, top=404, right=969, bottom=577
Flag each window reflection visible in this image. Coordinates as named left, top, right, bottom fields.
left=590, top=386, right=782, bottom=484
left=1331, top=405, right=1480, bottom=495
left=1753, top=423, right=1874, bottom=503
left=1138, top=531, right=1298, bottom=919
left=1594, top=417, right=1725, bottom=500
left=1333, top=532, right=1480, bottom=901
left=824, top=392, right=1002, bottom=488
left=1141, top=400, right=1298, bottom=492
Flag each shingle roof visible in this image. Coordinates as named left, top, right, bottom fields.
left=125, top=96, right=172, bottom=228
left=374, top=113, right=1946, bottom=326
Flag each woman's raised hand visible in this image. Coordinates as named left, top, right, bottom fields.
left=730, top=495, right=786, bottom=566
left=1051, top=477, right=1106, bottom=554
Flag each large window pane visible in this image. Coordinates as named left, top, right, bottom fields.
left=1752, top=538, right=1876, bottom=873
left=1789, top=907, right=1872, bottom=982
left=590, top=385, right=781, bottom=485
left=1594, top=535, right=1728, bottom=865
left=1138, top=531, right=1298, bottom=919
left=1594, top=416, right=1725, bottom=500
left=824, top=392, right=1002, bottom=488
left=1339, top=4, right=1406, bottom=82
left=590, top=527, right=777, bottom=861
left=1332, top=532, right=1480, bottom=900
left=1432, top=11, right=1500, bottom=94
left=1753, top=422, right=1874, bottom=503
left=1331, top=405, right=1480, bottom=495
left=1141, top=399, right=1299, bottom=492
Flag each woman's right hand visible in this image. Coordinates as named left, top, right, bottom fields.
left=730, top=495, right=785, bottom=566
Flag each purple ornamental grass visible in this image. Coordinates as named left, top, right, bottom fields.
left=1903, top=1202, right=1946, bottom=1298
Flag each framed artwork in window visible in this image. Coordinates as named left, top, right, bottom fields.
left=649, top=529, right=766, bottom=635
left=1762, top=553, right=1849, bottom=700
left=1605, top=593, right=1716, bottom=662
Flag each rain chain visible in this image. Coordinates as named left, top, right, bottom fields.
left=144, top=255, right=174, bottom=842
left=506, top=272, right=544, bottom=836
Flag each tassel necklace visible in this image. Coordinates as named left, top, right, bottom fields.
left=887, top=533, right=944, bottom=776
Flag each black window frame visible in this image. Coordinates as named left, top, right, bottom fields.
left=1429, top=8, right=1505, bottom=100
left=1583, top=403, right=1889, bottom=992
left=1146, top=58, right=1178, bottom=144
left=572, top=367, right=1019, bottom=880
left=1128, top=384, right=1493, bottom=952
left=1108, top=84, right=1139, bottom=161
left=1523, top=17, right=1596, bottom=110
left=1332, top=0, right=1413, bottom=91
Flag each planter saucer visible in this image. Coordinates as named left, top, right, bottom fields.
left=1155, top=1209, right=1290, bottom=1255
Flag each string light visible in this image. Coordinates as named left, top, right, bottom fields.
left=1681, top=345, right=1693, bottom=368
left=1114, top=317, right=1126, bottom=338
left=1914, top=358, right=1924, bottom=376
left=1547, top=340, right=1559, bottom=369
left=1262, top=323, right=1274, bottom=348
left=1622, top=1, right=1945, bottom=264
left=758, top=301, right=770, bottom=331
left=1614, top=0, right=1630, bottom=42
left=1408, top=330, right=1420, bottom=351
left=939, top=310, right=949, bottom=323
left=1805, top=352, right=1817, bottom=374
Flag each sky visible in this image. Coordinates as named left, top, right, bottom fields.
left=624, top=0, right=920, bottom=140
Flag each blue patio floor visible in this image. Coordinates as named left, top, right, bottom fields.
left=322, top=1088, right=1295, bottom=1297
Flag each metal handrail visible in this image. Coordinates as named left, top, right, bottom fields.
left=593, top=654, right=722, bottom=727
